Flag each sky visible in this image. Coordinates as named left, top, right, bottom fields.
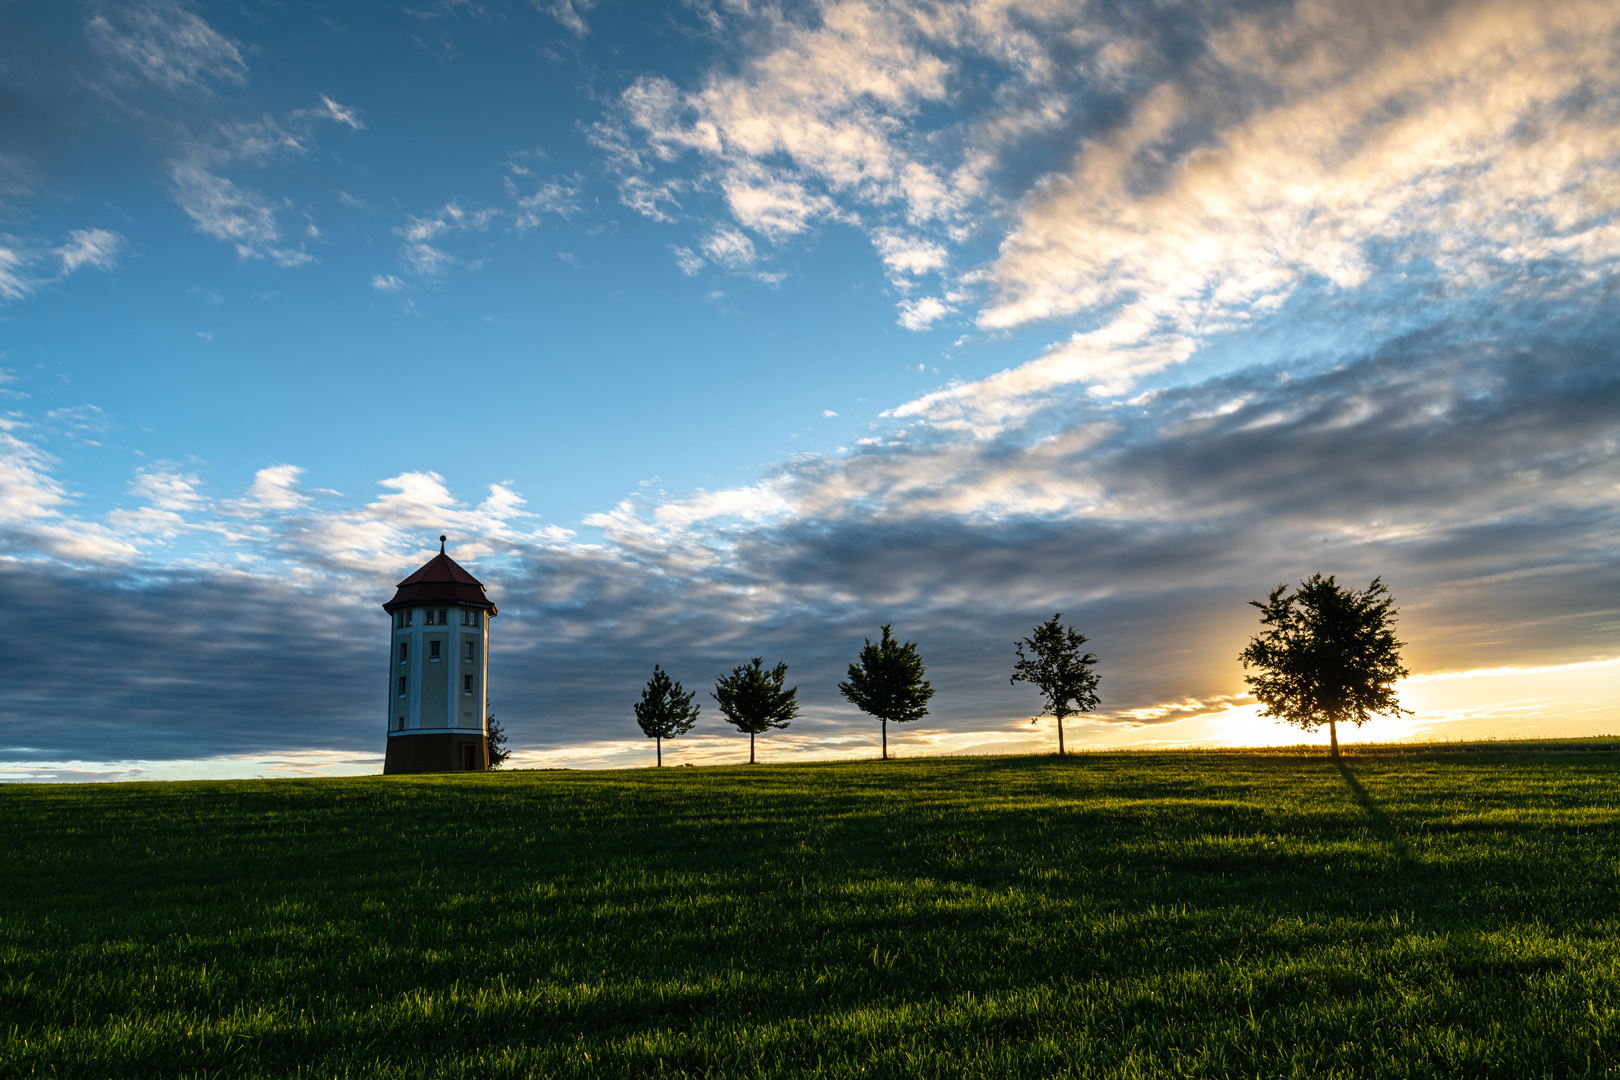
left=1, top=0, right=1616, bottom=782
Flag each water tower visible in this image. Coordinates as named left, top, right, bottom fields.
left=382, top=536, right=498, bottom=774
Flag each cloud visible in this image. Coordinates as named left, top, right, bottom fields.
left=400, top=241, right=453, bottom=277
left=391, top=202, right=501, bottom=279
left=0, top=229, right=124, bottom=302
left=950, top=0, right=1620, bottom=415
left=0, top=563, right=379, bottom=761
left=4, top=0, right=1618, bottom=773
left=720, top=164, right=840, bottom=242
left=164, top=103, right=352, bottom=267
left=0, top=245, right=28, bottom=302
left=872, top=229, right=947, bottom=278
left=55, top=229, right=124, bottom=274
left=671, top=245, right=704, bottom=275
left=148, top=93, right=359, bottom=265
left=700, top=226, right=757, bottom=270
left=534, top=0, right=594, bottom=36
left=0, top=419, right=75, bottom=524
left=170, top=161, right=278, bottom=248
left=128, top=465, right=204, bottom=512
left=2, top=324, right=1612, bottom=768
left=0, top=418, right=139, bottom=562
left=896, top=295, right=953, bottom=331
left=311, top=95, right=364, bottom=130
left=596, top=0, right=1620, bottom=420
left=169, top=160, right=316, bottom=267
left=43, top=405, right=112, bottom=446
left=107, top=465, right=207, bottom=541
left=371, top=273, right=406, bottom=292
left=510, top=173, right=583, bottom=229
left=86, top=0, right=248, bottom=91
left=594, top=1, right=1093, bottom=316
left=233, top=464, right=310, bottom=514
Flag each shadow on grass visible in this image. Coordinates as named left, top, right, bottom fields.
left=1336, top=760, right=1411, bottom=864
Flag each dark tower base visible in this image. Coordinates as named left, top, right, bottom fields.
left=384, top=733, right=488, bottom=774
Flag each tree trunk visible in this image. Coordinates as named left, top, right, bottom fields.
left=656, top=736, right=662, bottom=768
left=882, top=718, right=888, bottom=760
left=750, top=731, right=755, bottom=764
left=1057, top=716, right=1065, bottom=757
left=1329, top=717, right=1339, bottom=759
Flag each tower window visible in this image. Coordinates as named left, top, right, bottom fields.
left=471, top=611, right=481, bottom=627
left=404, top=610, right=413, bottom=627
left=464, top=642, right=474, bottom=661
left=398, top=642, right=409, bottom=663
left=397, top=676, right=408, bottom=698
left=395, top=716, right=405, bottom=730
left=463, top=674, right=474, bottom=694
left=429, top=640, right=441, bottom=660
left=438, top=609, right=449, bottom=624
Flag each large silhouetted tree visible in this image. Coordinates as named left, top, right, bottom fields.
left=1239, top=574, right=1410, bottom=759
left=634, top=665, right=701, bottom=767
left=713, top=658, right=798, bottom=764
left=838, top=624, right=934, bottom=760
left=1011, top=614, right=1100, bottom=756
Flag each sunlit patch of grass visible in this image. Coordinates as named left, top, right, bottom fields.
left=4, top=746, right=1619, bottom=1077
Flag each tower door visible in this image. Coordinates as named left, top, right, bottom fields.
left=462, top=742, right=476, bottom=771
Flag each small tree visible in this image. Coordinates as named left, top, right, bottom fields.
left=1239, top=574, right=1410, bottom=759
left=485, top=713, right=510, bottom=769
left=838, top=624, right=934, bottom=760
left=634, top=665, right=701, bottom=767
left=1011, top=614, right=1100, bottom=756
left=712, top=658, right=798, bottom=764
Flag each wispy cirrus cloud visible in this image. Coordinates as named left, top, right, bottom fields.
left=0, top=229, right=124, bottom=302
left=77, top=0, right=367, bottom=266
left=391, top=203, right=496, bottom=279
left=383, top=171, right=582, bottom=286
left=306, top=94, right=364, bottom=131
left=700, top=226, right=757, bottom=271
left=79, top=1, right=363, bottom=268
left=86, top=0, right=248, bottom=91
left=534, top=0, right=594, bottom=37
left=166, top=99, right=362, bottom=265
left=169, top=160, right=301, bottom=263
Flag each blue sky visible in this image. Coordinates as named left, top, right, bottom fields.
left=2, top=0, right=1617, bottom=780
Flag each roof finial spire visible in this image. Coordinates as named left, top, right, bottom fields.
left=439, top=534, right=447, bottom=553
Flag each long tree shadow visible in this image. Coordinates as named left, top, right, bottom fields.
left=1336, top=760, right=1412, bottom=865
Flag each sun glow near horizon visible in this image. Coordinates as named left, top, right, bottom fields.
left=1075, top=657, right=1620, bottom=752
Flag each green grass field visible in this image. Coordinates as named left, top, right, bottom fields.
left=4, top=746, right=1620, bottom=1078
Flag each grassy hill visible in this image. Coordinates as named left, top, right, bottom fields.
left=4, top=746, right=1619, bottom=1077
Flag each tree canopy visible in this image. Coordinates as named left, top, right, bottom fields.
left=1010, top=614, right=1100, bottom=756
left=484, top=714, right=509, bottom=769
left=838, top=624, right=934, bottom=760
left=1239, top=574, right=1410, bottom=759
left=712, top=658, right=798, bottom=764
left=633, top=665, right=701, bottom=767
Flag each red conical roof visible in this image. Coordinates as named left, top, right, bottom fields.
left=382, top=538, right=498, bottom=614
